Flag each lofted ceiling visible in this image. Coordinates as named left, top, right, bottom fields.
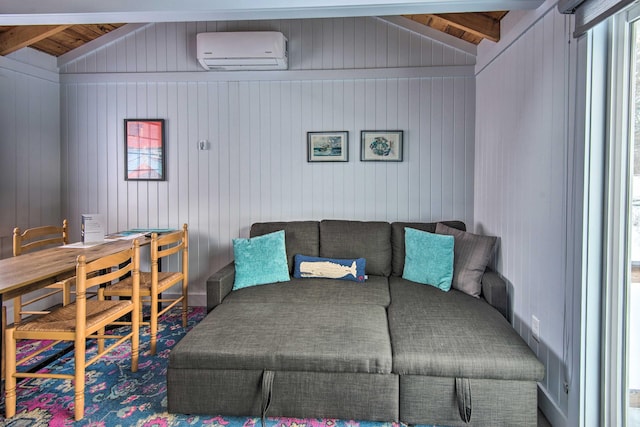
left=0, top=0, right=538, bottom=58
left=0, top=11, right=507, bottom=58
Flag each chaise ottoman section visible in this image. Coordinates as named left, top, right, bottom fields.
left=168, top=302, right=398, bottom=421
left=388, top=277, right=544, bottom=426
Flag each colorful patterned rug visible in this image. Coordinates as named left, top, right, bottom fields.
left=0, top=307, right=427, bottom=427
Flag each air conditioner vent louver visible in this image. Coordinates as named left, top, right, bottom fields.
left=196, top=31, right=288, bottom=71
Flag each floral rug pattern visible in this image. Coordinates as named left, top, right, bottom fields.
left=0, top=307, right=425, bottom=427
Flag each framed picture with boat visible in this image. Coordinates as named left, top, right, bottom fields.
left=125, top=119, right=166, bottom=181
left=307, top=131, right=349, bottom=162
left=360, top=130, right=403, bottom=162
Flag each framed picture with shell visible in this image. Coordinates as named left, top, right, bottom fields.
left=360, top=130, right=403, bottom=162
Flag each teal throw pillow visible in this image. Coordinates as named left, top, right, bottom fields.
left=402, top=227, right=454, bottom=291
left=233, top=230, right=290, bottom=290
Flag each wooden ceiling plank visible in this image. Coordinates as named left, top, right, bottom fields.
left=404, top=13, right=497, bottom=44
left=0, top=24, right=71, bottom=55
left=68, top=24, right=122, bottom=39
left=435, top=12, right=501, bottom=42
left=31, top=38, right=69, bottom=57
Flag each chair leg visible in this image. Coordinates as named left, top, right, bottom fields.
left=132, top=304, right=139, bottom=373
left=98, top=326, right=105, bottom=354
left=5, top=327, right=17, bottom=419
left=74, top=336, right=86, bottom=421
left=1, top=305, right=6, bottom=380
left=62, top=281, right=72, bottom=306
left=12, top=296, right=21, bottom=326
left=97, top=288, right=105, bottom=353
left=150, top=294, right=158, bottom=356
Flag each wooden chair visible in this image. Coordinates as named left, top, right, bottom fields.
left=101, top=224, right=188, bottom=355
left=12, top=220, right=73, bottom=325
left=3, top=220, right=73, bottom=381
left=4, top=240, right=141, bottom=421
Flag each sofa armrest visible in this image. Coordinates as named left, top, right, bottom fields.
left=481, top=268, right=508, bottom=319
left=206, top=262, right=235, bottom=312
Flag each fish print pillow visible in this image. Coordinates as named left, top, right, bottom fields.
left=293, top=254, right=366, bottom=282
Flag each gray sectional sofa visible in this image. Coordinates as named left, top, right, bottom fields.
left=167, top=220, right=544, bottom=426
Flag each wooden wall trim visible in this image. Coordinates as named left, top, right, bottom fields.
left=59, top=65, right=474, bottom=84
left=0, top=54, right=59, bottom=83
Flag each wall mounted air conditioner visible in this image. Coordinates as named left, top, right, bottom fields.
left=196, top=31, right=288, bottom=71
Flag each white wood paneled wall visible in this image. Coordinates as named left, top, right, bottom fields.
left=60, top=17, right=476, bottom=304
left=475, top=6, right=572, bottom=424
left=0, top=53, right=61, bottom=260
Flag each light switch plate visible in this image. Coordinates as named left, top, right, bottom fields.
left=532, top=315, right=540, bottom=342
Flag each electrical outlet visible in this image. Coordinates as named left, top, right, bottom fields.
left=532, top=315, right=540, bottom=342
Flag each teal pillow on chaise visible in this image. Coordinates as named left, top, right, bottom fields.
left=402, top=227, right=454, bottom=291
left=232, top=230, right=290, bottom=290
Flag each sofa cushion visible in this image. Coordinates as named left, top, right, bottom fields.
left=171, top=303, right=393, bottom=374
left=232, top=230, right=290, bottom=290
left=402, top=227, right=454, bottom=291
left=251, top=221, right=320, bottom=273
left=319, top=220, right=391, bottom=276
left=222, top=275, right=391, bottom=307
left=391, top=221, right=466, bottom=277
left=388, top=277, right=544, bottom=381
left=293, top=254, right=366, bottom=282
left=435, top=222, right=497, bottom=298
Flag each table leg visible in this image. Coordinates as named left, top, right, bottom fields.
left=1, top=294, right=4, bottom=391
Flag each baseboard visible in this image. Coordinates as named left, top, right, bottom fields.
left=161, top=291, right=206, bottom=308
left=539, top=383, right=568, bottom=427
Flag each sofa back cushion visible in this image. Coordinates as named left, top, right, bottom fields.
left=390, top=221, right=466, bottom=277
left=319, top=220, right=391, bottom=276
left=250, top=221, right=320, bottom=273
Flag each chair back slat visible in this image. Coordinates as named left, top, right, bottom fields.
left=13, top=220, right=69, bottom=256
left=155, top=231, right=185, bottom=259
left=153, top=224, right=188, bottom=262
left=83, top=244, right=137, bottom=290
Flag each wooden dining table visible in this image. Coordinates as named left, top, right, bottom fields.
left=0, top=236, right=151, bottom=376
left=0, top=237, right=149, bottom=302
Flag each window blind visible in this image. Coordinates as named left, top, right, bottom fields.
left=574, top=0, right=636, bottom=36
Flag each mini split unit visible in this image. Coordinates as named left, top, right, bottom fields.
left=196, top=31, right=288, bottom=71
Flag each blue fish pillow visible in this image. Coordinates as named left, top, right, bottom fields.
left=293, top=255, right=366, bottom=282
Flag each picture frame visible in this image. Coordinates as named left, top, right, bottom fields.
left=125, top=119, right=166, bottom=181
left=307, top=131, right=349, bottom=162
left=360, top=130, right=403, bottom=162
